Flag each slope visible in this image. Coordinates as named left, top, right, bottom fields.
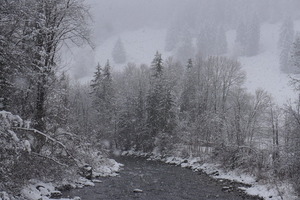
left=92, top=22, right=300, bottom=105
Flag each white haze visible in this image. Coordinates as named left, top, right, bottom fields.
left=65, top=0, right=300, bottom=102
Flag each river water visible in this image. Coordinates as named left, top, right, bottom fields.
left=62, top=156, right=262, bottom=200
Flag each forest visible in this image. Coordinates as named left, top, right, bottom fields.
left=1, top=0, right=300, bottom=199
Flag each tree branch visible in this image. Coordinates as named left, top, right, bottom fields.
left=31, top=152, right=69, bottom=167
left=12, top=127, right=79, bottom=165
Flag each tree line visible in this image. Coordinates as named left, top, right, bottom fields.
left=90, top=53, right=300, bottom=193
left=84, top=51, right=300, bottom=193
left=1, top=0, right=300, bottom=196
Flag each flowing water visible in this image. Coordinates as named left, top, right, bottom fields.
left=62, top=156, right=262, bottom=200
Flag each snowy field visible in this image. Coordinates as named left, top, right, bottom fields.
left=231, top=22, right=300, bottom=105
left=89, top=20, right=300, bottom=105
left=94, top=27, right=171, bottom=70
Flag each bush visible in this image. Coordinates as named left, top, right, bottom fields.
left=0, top=112, right=77, bottom=193
left=213, top=145, right=271, bottom=178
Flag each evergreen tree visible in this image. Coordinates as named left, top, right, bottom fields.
left=114, top=63, right=149, bottom=151
left=235, top=22, right=248, bottom=56
left=290, top=33, right=300, bottom=73
left=278, top=17, right=294, bottom=73
left=147, top=53, right=164, bottom=138
left=216, top=26, right=228, bottom=55
left=197, top=24, right=227, bottom=57
left=151, top=52, right=164, bottom=78
left=102, top=60, right=114, bottom=106
left=245, top=15, right=260, bottom=56
left=161, top=86, right=176, bottom=135
left=146, top=52, right=176, bottom=150
left=235, top=16, right=261, bottom=57
left=0, top=1, right=30, bottom=112
left=0, top=67, right=13, bottom=110
left=112, top=38, right=126, bottom=64
left=90, top=62, right=103, bottom=104
left=69, top=82, right=94, bottom=139
left=197, top=24, right=217, bottom=57
left=180, top=59, right=197, bottom=120
left=165, top=22, right=181, bottom=52
left=90, top=61, right=115, bottom=140
left=176, top=30, right=194, bottom=63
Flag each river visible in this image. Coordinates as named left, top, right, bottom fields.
left=62, top=156, right=262, bottom=200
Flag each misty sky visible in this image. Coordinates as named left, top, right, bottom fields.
left=66, top=0, right=300, bottom=81
left=87, top=0, right=181, bottom=34
left=67, top=0, right=183, bottom=80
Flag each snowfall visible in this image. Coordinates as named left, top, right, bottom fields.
left=79, top=20, right=300, bottom=106
left=19, top=158, right=123, bottom=200
left=3, top=20, right=300, bottom=200
left=0, top=111, right=123, bottom=200
left=69, top=19, right=300, bottom=200
left=0, top=158, right=123, bottom=200
left=121, top=149, right=299, bottom=200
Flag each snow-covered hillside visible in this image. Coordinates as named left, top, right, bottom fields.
left=92, top=21, right=300, bottom=105
left=94, top=27, right=171, bottom=69
left=228, top=22, right=300, bottom=105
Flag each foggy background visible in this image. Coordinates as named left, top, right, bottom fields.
left=65, top=0, right=300, bottom=81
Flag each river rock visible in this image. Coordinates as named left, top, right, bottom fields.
left=50, top=190, right=62, bottom=198
left=79, top=164, right=93, bottom=180
left=133, top=189, right=143, bottom=193
left=92, top=179, right=103, bottom=183
left=222, top=186, right=234, bottom=192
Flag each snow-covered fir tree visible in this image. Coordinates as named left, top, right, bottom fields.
left=197, top=23, right=217, bottom=57
left=146, top=52, right=176, bottom=150
left=102, top=60, right=114, bottom=103
left=0, top=67, right=13, bottom=110
left=0, top=1, right=31, bottom=112
left=290, top=33, right=300, bottom=73
left=235, top=22, right=248, bottom=56
left=235, top=16, right=260, bottom=57
left=278, top=17, right=294, bottom=73
left=196, top=23, right=227, bottom=57
left=112, top=38, right=126, bottom=64
left=150, top=51, right=164, bottom=78
left=165, top=21, right=181, bottom=52
left=90, top=61, right=115, bottom=140
left=90, top=62, right=103, bottom=101
left=176, top=30, right=194, bottom=63
left=180, top=59, right=197, bottom=121
left=216, top=26, right=228, bottom=55
left=245, top=15, right=260, bottom=56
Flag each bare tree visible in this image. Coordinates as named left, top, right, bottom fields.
left=21, top=0, right=92, bottom=152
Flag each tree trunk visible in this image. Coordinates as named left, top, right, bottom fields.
left=33, top=74, right=47, bottom=153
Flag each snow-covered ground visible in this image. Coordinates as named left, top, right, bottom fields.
left=0, top=111, right=124, bottom=200
left=228, top=22, right=300, bottom=105
left=89, top=20, right=300, bottom=105
left=18, top=158, right=123, bottom=200
left=19, top=158, right=123, bottom=200
left=94, top=27, right=172, bottom=70
left=0, top=158, right=123, bottom=200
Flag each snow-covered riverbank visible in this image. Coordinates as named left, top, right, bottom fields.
left=121, top=150, right=298, bottom=200
left=59, top=156, right=262, bottom=200
left=18, top=158, right=123, bottom=200
left=0, top=111, right=124, bottom=200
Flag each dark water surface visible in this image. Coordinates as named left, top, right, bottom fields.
left=62, top=156, right=262, bottom=200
